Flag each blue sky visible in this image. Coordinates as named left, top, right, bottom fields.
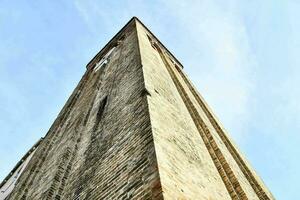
left=0, top=1, right=299, bottom=199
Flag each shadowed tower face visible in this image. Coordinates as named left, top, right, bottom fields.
left=1, top=18, right=274, bottom=200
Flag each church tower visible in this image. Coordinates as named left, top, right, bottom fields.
left=1, top=17, right=274, bottom=200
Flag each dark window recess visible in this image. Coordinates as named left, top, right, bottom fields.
left=146, top=34, right=156, bottom=49
left=119, top=34, right=125, bottom=41
left=93, top=96, right=108, bottom=131
left=147, top=34, right=151, bottom=41
left=116, top=34, right=125, bottom=45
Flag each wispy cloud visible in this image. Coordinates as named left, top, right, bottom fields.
left=156, top=0, right=256, bottom=140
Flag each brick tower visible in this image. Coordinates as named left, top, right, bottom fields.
left=1, top=17, right=274, bottom=200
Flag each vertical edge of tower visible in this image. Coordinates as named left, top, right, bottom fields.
left=134, top=18, right=274, bottom=200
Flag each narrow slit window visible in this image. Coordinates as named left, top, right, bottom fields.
left=146, top=34, right=156, bottom=49
left=93, top=96, right=107, bottom=131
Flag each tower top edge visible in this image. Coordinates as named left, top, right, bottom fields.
left=86, top=17, right=184, bottom=70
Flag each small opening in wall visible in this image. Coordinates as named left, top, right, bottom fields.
left=118, top=34, right=125, bottom=42
left=113, top=34, right=125, bottom=47
left=94, top=46, right=116, bottom=72
left=147, top=34, right=152, bottom=42
left=146, top=34, right=157, bottom=49
left=174, top=63, right=182, bottom=71
left=97, top=96, right=107, bottom=121
left=93, top=96, right=108, bottom=131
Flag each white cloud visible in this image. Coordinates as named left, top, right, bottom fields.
left=159, top=0, right=256, bottom=139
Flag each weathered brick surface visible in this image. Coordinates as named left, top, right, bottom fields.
left=135, top=19, right=274, bottom=200
left=8, top=20, right=163, bottom=200
left=136, top=22, right=233, bottom=200
left=6, top=17, right=274, bottom=200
